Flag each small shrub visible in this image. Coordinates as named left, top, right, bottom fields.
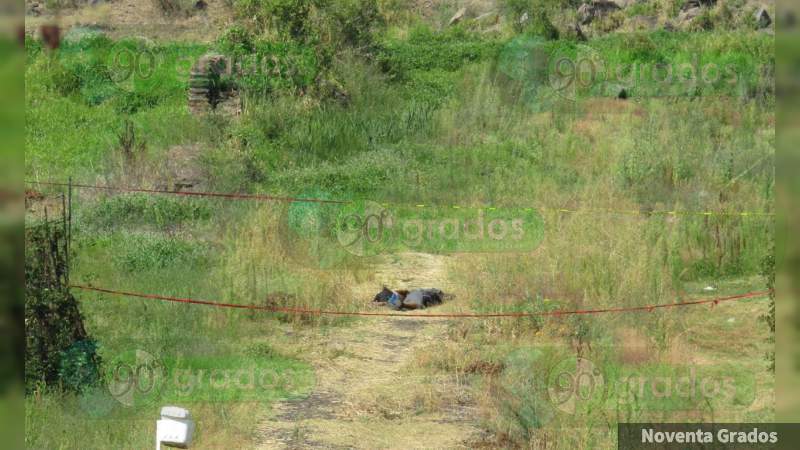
left=326, top=0, right=384, bottom=49
left=46, top=60, right=81, bottom=97
left=111, top=90, right=161, bottom=114
left=117, top=119, right=146, bottom=175
left=244, top=342, right=280, bottom=358
left=25, top=225, right=101, bottom=394
left=595, top=10, right=625, bottom=34
left=526, top=11, right=560, bottom=40
left=218, top=25, right=256, bottom=55
left=625, top=1, right=660, bottom=17
left=377, top=25, right=500, bottom=81
left=247, top=0, right=315, bottom=40
left=504, top=0, right=562, bottom=39
left=690, top=9, right=716, bottom=31
left=225, top=40, right=320, bottom=99
left=111, top=233, right=209, bottom=272
left=57, top=340, right=101, bottom=393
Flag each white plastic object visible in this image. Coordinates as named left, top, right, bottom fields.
left=156, top=406, right=194, bottom=449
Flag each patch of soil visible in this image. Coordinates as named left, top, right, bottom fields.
left=25, top=0, right=234, bottom=42
left=255, top=253, right=480, bottom=449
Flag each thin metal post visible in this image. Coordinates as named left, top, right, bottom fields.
left=67, top=177, right=72, bottom=284
left=62, top=193, right=68, bottom=284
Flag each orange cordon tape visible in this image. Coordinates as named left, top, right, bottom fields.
left=70, top=284, right=770, bottom=319
left=26, top=180, right=774, bottom=217
left=26, top=181, right=349, bottom=205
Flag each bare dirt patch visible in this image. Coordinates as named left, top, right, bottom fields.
left=255, top=252, right=481, bottom=449
left=26, top=0, right=234, bottom=42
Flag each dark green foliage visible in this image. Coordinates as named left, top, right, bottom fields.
left=236, top=0, right=317, bottom=40
left=378, top=26, right=500, bottom=79
left=25, top=34, right=44, bottom=61
left=25, top=224, right=100, bottom=393
left=218, top=25, right=256, bottom=55
left=234, top=0, right=383, bottom=50
left=527, top=11, right=560, bottom=41
left=266, top=0, right=315, bottom=40
left=223, top=40, right=320, bottom=98
left=325, top=0, right=384, bottom=49
left=503, top=0, right=530, bottom=25
left=45, top=59, right=82, bottom=97
left=504, top=0, right=562, bottom=39
left=0, top=220, right=24, bottom=392
left=539, top=31, right=773, bottom=101
left=57, top=339, right=101, bottom=392
left=511, top=3, right=560, bottom=41
left=375, top=25, right=500, bottom=103
left=38, top=37, right=116, bottom=102
left=217, top=26, right=321, bottom=98
left=31, top=36, right=206, bottom=113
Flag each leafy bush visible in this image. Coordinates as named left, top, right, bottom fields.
left=624, top=1, right=661, bottom=17
left=377, top=25, right=500, bottom=80
left=44, top=59, right=82, bottom=97
left=226, top=40, right=320, bottom=98
left=29, top=35, right=119, bottom=103
left=503, top=0, right=563, bottom=39
left=325, top=0, right=384, bottom=49
left=218, top=25, right=256, bottom=55
left=234, top=0, right=383, bottom=49
left=236, top=0, right=317, bottom=40
left=525, top=10, right=560, bottom=40
left=25, top=225, right=101, bottom=393
left=57, top=340, right=101, bottom=393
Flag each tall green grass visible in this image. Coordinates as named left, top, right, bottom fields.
left=25, top=21, right=773, bottom=449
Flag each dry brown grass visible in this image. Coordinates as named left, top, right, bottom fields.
left=25, top=0, right=234, bottom=42
left=256, top=315, right=481, bottom=448
left=616, top=326, right=656, bottom=365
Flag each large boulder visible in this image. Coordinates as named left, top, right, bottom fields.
left=473, top=11, right=500, bottom=27
left=562, top=23, right=588, bottom=41
left=27, top=2, right=43, bottom=16
left=577, top=1, right=622, bottom=25
left=754, top=7, right=772, bottom=29
left=678, top=5, right=701, bottom=23
left=448, top=7, right=467, bottom=26
left=682, top=0, right=716, bottom=8
left=626, top=15, right=659, bottom=31
left=608, top=0, right=637, bottom=7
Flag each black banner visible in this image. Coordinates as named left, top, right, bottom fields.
left=618, top=423, right=800, bottom=450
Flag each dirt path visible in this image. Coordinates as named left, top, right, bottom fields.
left=255, top=252, right=480, bottom=449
